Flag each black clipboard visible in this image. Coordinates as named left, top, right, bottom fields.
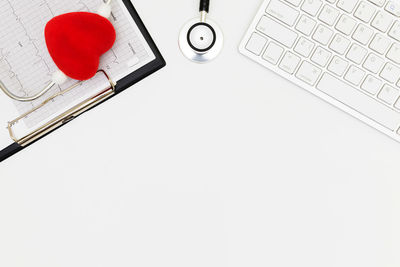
left=0, top=0, right=166, bottom=162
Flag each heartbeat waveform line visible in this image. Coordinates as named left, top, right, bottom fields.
left=40, top=0, right=55, bottom=17
left=0, top=49, right=24, bottom=94
left=109, top=49, right=119, bottom=64
left=4, top=0, right=52, bottom=96
left=0, top=0, right=152, bottom=128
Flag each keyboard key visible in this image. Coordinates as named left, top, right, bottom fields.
left=386, top=43, right=400, bottom=64
left=256, top=16, right=298, bottom=48
left=311, top=46, right=332, bottom=66
left=380, top=63, right=400, bottom=83
left=369, top=34, right=391, bottom=54
left=346, top=43, right=368, bottom=64
left=371, top=11, right=393, bottom=32
left=363, top=53, right=384, bottom=73
left=326, top=0, right=337, bottom=3
left=328, top=56, right=349, bottom=76
left=345, top=65, right=366, bottom=85
left=296, top=61, right=322, bottom=85
left=301, top=0, right=323, bottom=16
left=284, top=0, right=303, bottom=6
left=378, top=85, right=399, bottom=104
left=352, top=24, right=374, bottom=45
left=318, top=5, right=340, bottom=25
left=296, top=15, right=317, bottom=36
left=317, top=73, right=400, bottom=131
left=388, top=21, right=400, bottom=41
left=246, top=32, right=268, bottom=55
left=329, top=34, right=350, bottom=54
left=354, top=1, right=377, bottom=22
left=263, top=42, right=284, bottom=64
left=361, top=75, right=383, bottom=94
left=368, top=0, right=386, bottom=7
left=394, top=98, right=400, bottom=110
left=368, top=0, right=385, bottom=6
left=279, top=52, right=301, bottom=73
left=337, top=0, right=359, bottom=13
left=294, top=37, right=315, bottom=57
left=266, top=0, right=300, bottom=26
left=385, top=1, right=400, bottom=17
left=335, top=14, right=357, bottom=35
left=313, top=24, right=334, bottom=45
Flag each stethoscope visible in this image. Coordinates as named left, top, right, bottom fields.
left=179, top=0, right=223, bottom=63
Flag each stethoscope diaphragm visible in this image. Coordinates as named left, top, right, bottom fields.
left=179, top=18, right=223, bottom=63
left=187, top=22, right=216, bottom=52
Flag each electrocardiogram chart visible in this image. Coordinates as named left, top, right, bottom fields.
left=0, top=0, right=153, bottom=128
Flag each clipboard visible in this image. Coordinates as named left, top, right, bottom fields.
left=0, top=0, right=165, bottom=162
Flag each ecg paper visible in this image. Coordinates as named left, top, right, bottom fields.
left=0, top=0, right=155, bottom=130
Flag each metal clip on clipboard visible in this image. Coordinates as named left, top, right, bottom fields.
left=6, top=70, right=115, bottom=147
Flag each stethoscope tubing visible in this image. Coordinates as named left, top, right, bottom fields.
left=199, top=0, right=210, bottom=12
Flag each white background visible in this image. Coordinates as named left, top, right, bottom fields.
left=1, top=0, right=400, bottom=266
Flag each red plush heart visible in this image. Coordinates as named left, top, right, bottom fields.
left=45, top=12, right=116, bottom=81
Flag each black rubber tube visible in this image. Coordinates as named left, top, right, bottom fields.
left=199, top=0, right=210, bottom=12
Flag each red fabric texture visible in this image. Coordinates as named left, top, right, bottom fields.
left=45, top=12, right=116, bottom=81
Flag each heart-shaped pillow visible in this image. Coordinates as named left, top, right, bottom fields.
left=45, top=12, right=116, bottom=81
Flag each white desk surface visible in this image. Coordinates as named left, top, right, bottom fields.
left=1, top=0, right=400, bottom=266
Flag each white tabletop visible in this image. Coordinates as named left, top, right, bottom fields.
left=1, top=0, right=400, bottom=266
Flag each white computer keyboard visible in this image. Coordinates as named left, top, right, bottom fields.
left=239, top=0, right=400, bottom=141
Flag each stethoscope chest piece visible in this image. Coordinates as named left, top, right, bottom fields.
left=179, top=7, right=223, bottom=63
